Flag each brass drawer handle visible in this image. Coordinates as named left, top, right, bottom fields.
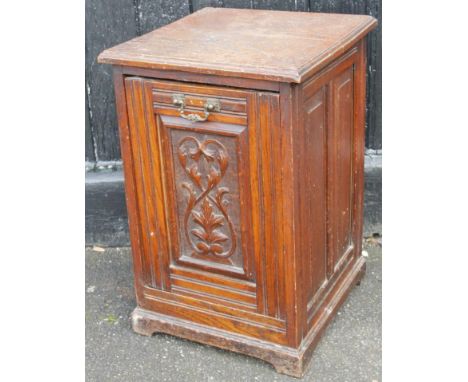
left=172, top=94, right=220, bottom=122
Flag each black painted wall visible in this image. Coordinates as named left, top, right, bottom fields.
left=85, top=0, right=382, bottom=162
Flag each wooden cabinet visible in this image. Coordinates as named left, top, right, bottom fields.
left=99, top=8, right=377, bottom=378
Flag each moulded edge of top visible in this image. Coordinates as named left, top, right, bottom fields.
left=97, top=14, right=378, bottom=84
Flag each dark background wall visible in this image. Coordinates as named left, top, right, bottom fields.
left=85, top=0, right=382, bottom=163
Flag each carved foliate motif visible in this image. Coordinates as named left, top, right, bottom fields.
left=177, top=137, right=236, bottom=263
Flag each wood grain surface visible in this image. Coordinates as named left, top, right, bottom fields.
left=98, top=8, right=376, bottom=82
left=102, top=8, right=375, bottom=377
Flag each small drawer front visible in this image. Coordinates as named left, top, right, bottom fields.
left=149, top=80, right=248, bottom=125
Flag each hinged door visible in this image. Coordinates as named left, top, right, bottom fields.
left=123, top=77, right=286, bottom=336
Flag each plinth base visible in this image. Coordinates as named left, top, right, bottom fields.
left=132, top=257, right=366, bottom=378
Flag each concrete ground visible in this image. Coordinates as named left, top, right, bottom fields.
left=86, top=242, right=381, bottom=382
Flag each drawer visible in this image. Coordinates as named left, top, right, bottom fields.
left=145, top=79, right=250, bottom=125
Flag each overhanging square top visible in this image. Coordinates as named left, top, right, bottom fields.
left=98, top=7, right=377, bottom=83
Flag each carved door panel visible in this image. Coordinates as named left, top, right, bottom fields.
left=164, top=123, right=250, bottom=276
left=124, top=77, right=282, bottom=318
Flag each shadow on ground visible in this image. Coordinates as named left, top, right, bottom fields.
left=86, top=243, right=381, bottom=382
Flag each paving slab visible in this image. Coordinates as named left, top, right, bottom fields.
left=86, top=243, right=381, bottom=382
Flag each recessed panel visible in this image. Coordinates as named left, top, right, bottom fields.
left=170, top=128, right=244, bottom=273
left=328, top=66, right=355, bottom=275
left=302, top=87, right=328, bottom=314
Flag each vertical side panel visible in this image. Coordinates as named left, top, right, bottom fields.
left=269, top=93, right=287, bottom=321
left=327, top=66, right=355, bottom=277
left=301, top=87, right=328, bottom=312
left=247, top=93, right=266, bottom=315
left=112, top=68, right=145, bottom=304
left=257, top=92, right=284, bottom=319
left=124, top=77, right=161, bottom=289
left=143, top=82, right=173, bottom=290
left=280, top=83, right=303, bottom=347
left=298, top=46, right=363, bottom=333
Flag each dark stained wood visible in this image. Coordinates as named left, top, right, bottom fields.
left=98, top=8, right=377, bottom=82
left=326, top=65, right=355, bottom=277
left=131, top=256, right=366, bottom=378
left=112, top=67, right=146, bottom=304
left=103, top=9, right=376, bottom=378
left=120, top=66, right=281, bottom=92
left=141, top=284, right=285, bottom=330
left=279, top=81, right=305, bottom=349
left=299, top=86, right=327, bottom=319
left=256, top=92, right=283, bottom=319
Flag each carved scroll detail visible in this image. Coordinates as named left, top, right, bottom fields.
left=177, top=137, right=236, bottom=262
